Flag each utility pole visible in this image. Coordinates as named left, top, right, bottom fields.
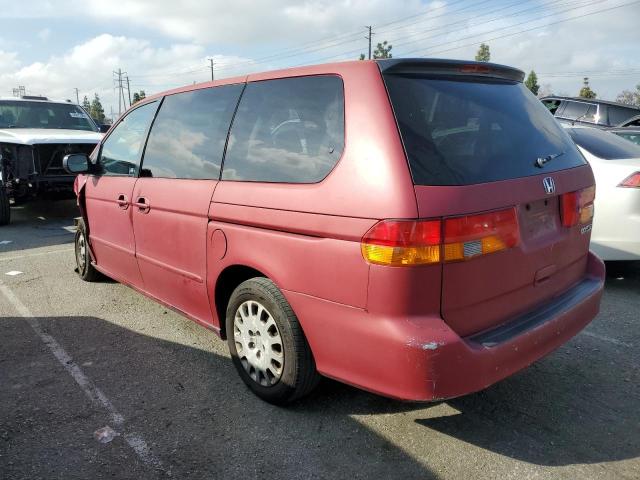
left=208, top=58, right=215, bottom=82
left=365, top=26, right=373, bottom=60
left=74, top=88, right=79, bottom=104
left=113, top=69, right=128, bottom=115
left=125, top=76, right=132, bottom=107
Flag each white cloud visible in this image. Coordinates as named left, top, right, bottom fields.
left=0, top=34, right=251, bottom=120
left=37, top=28, right=51, bottom=41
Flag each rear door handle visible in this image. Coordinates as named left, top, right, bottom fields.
left=116, top=194, right=129, bottom=209
left=133, top=196, right=151, bottom=214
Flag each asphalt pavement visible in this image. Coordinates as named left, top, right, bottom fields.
left=0, top=200, right=638, bottom=479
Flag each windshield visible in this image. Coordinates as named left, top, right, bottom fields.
left=0, top=100, right=98, bottom=132
left=566, top=127, right=640, bottom=160
left=383, top=74, right=586, bottom=185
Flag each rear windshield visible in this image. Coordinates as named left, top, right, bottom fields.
left=383, top=74, right=586, bottom=185
left=566, top=127, right=640, bottom=160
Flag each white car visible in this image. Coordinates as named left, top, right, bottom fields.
left=564, top=125, right=640, bottom=261
left=0, top=96, right=104, bottom=225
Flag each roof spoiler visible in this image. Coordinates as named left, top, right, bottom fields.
left=376, top=58, right=525, bottom=82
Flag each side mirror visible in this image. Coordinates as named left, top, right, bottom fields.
left=63, top=153, right=90, bottom=174
left=99, top=124, right=111, bottom=133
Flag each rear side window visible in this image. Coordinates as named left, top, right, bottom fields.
left=222, top=75, right=344, bottom=183
left=141, top=84, right=243, bottom=179
left=566, top=127, right=640, bottom=159
left=613, top=131, right=640, bottom=146
left=384, top=74, right=586, bottom=185
left=608, top=106, right=640, bottom=126
left=559, top=101, right=597, bottom=122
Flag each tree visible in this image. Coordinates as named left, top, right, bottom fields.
left=615, top=84, right=640, bottom=107
left=578, top=77, right=596, bottom=99
left=475, top=43, right=490, bottom=62
left=81, top=95, right=91, bottom=112
left=89, top=93, right=105, bottom=123
left=132, top=90, right=146, bottom=104
left=359, top=40, right=392, bottom=60
left=524, top=70, right=540, bottom=96
left=373, top=41, right=392, bottom=59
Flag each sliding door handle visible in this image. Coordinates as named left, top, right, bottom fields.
left=133, top=197, right=151, bottom=213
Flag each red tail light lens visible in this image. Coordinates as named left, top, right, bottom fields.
left=443, top=208, right=519, bottom=262
left=619, top=172, right=640, bottom=188
left=361, top=219, right=441, bottom=266
left=561, top=186, right=595, bottom=227
left=361, top=208, right=520, bottom=266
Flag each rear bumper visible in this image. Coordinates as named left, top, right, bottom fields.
left=285, top=251, right=605, bottom=401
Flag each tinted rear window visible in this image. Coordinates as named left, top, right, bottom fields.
left=141, top=84, right=243, bottom=179
left=566, top=127, right=640, bottom=159
left=221, top=75, right=344, bottom=183
left=384, top=74, right=586, bottom=185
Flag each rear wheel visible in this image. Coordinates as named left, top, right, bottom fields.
left=226, top=277, right=320, bottom=405
left=75, top=217, right=101, bottom=282
left=0, top=186, right=10, bottom=226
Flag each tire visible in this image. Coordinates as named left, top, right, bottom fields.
left=75, top=217, right=101, bottom=282
left=226, top=277, right=320, bottom=405
left=0, top=187, right=10, bottom=226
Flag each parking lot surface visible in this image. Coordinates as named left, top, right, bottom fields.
left=1, top=200, right=638, bottom=480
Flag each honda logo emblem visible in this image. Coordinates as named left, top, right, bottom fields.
left=543, top=177, right=556, bottom=194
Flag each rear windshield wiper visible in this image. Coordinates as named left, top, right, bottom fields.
left=535, top=151, right=564, bottom=168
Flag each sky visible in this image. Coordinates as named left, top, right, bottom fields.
left=0, top=0, right=638, bottom=121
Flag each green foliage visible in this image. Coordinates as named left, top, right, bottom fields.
left=524, top=71, right=540, bottom=96
left=615, top=84, right=640, bottom=107
left=578, top=77, right=596, bottom=99
left=132, top=90, right=146, bottom=104
left=359, top=40, right=392, bottom=60
left=81, top=95, right=91, bottom=112
left=475, top=43, right=490, bottom=62
left=89, top=93, right=105, bottom=123
left=373, top=41, right=392, bottom=59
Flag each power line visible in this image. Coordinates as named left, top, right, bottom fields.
left=295, top=0, right=606, bottom=65
left=414, top=0, right=640, bottom=58
left=211, top=0, right=503, bottom=73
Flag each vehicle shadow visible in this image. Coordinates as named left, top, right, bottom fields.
left=412, top=262, right=639, bottom=467
left=0, top=199, right=79, bottom=253
left=0, top=315, right=438, bottom=480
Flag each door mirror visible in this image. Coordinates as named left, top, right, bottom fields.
left=63, top=153, right=90, bottom=174
left=99, top=124, right=111, bottom=133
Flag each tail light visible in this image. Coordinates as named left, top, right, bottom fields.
left=361, top=219, right=441, bottom=266
left=619, top=172, right=640, bottom=188
left=443, top=208, right=519, bottom=262
left=560, top=185, right=595, bottom=227
left=361, top=207, right=520, bottom=266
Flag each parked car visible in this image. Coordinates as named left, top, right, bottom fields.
left=563, top=125, right=640, bottom=261
left=65, top=59, right=604, bottom=404
left=608, top=127, right=640, bottom=146
left=617, top=114, right=640, bottom=127
left=541, top=96, right=640, bottom=128
left=0, top=96, right=103, bottom=225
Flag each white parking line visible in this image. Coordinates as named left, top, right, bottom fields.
left=0, top=281, right=162, bottom=470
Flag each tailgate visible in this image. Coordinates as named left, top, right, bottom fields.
left=415, top=165, right=595, bottom=337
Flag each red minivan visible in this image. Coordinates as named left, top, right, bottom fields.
left=64, top=59, right=605, bottom=404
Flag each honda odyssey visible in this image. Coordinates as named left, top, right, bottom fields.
left=64, top=59, right=605, bottom=404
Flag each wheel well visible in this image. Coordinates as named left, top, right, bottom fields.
left=215, top=265, right=266, bottom=339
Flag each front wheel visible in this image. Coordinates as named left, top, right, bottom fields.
left=226, top=277, right=320, bottom=405
left=75, top=217, right=101, bottom=282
